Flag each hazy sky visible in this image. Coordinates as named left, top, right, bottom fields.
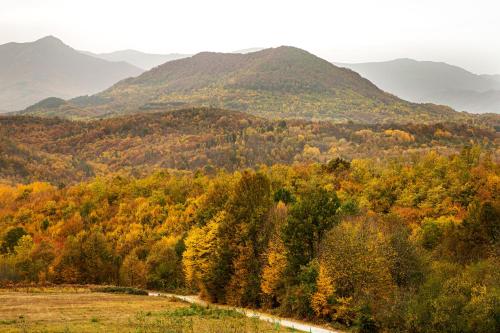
left=2, top=0, right=499, bottom=74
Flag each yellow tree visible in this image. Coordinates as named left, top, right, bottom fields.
left=311, top=264, right=335, bottom=318
left=183, top=212, right=227, bottom=302
left=261, top=202, right=288, bottom=303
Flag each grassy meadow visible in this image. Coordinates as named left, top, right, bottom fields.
left=0, top=287, right=302, bottom=333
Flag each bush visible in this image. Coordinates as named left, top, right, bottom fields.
left=91, top=286, right=148, bottom=295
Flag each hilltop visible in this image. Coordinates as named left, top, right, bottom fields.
left=21, top=46, right=468, bottom=123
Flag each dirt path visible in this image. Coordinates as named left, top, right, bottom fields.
left=149, top=292, right=344, bottom=333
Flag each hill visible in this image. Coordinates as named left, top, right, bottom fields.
left=21, top=47, right=468, bottom=123
left=338, top=58, right=500, bottom=114
left=1, top=108, right=497, bottom=184
left=0, top=36, right=143, bottom=112
left=82, top=49, right=191, bottom=70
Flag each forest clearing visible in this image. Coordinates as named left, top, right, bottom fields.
left=0, top=286, right=315, bottom=333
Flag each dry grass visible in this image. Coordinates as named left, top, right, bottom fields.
left=0, top=288, right=300, bottom=332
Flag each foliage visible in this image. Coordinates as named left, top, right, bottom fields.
left=1, top=108, right=497, bottom=184
left=0, top=148, right=498, bottom=332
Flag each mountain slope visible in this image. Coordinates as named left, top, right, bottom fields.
left=23, top=46, right=466, bottom=123
left=82, top=49, right=191, bottom=70
left=1, top=108, right=496, bottom=184
left=0, top=36, right=143, bottom=112
left=337, top=58, right=500, bottom=113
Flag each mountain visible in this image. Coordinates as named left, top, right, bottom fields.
left=22, top=46, right=468, bottom=123
left=337, top=58, right=500, bottom=113
left=82, top=49, right=191, bottom=70
left=0, top=36, right=143, bottom=112
left=1, top=108, right=496, bottom=184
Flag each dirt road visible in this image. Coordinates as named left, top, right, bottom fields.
left=149, top=292, right=344, bottom=333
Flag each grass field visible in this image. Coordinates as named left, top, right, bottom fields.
left=0, top=288, right=301, bottom=332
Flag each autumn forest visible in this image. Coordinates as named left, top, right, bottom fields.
left=0, top=32, right=499, bottom=333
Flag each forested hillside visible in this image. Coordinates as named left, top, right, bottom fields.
left=20, top=47, right=471, bottom=123
left=1, top=108, right=497, bottom=184
left=0, top=148, right=498, bottom=332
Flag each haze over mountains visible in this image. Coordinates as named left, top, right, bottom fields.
left=0, top=36, right=143, bottom=112
left=338, top=59, right=500, bottom=114
left=81, top=47, right=265, bottom=70
left=22, top=45, right=467, bottom=124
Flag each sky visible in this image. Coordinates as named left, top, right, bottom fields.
left=1, top=0, right=499, bottom=74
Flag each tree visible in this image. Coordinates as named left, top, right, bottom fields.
left=183, top=212, right=229, bottom=302
left=261, top=202, right=288, bottom=305
left=13, top=235, right=34, bottom=281
left=283, top=186, right=340, bottom=273
left=52, top=230, right=115, bottom=284
left=1, top=227, right=28, bottom=253
left=407, top=259, right=500, bottom=333
left=311, top=264, right=335, bottom=318
left=320, top=218, right=396, bottom=327
left=77, top=230, right=116, bottom=283
left=30, top=240, right=55, bottom=283
left=224, top=171, right=272, bottom=306
left=120, top=251, right=146, bottom=288
left=146, top=237, right=183, bottom=290
left=458, top=201, right=500, bottom=262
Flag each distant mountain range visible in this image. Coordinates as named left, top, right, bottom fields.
left=0, top=36, right=143, bottom=112
left=4, top=36, right=497, bottom=121
left=21, top=46, right=468, bottom=124
left=80, top=49, right=190, bottom=70
left=337, top=59, right=500, bottom=114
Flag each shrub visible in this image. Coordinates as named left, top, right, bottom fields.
left=91, top=286, right=148, bottom=295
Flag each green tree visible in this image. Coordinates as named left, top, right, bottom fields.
left=1, top=227, right=28, bottom=253
left=146, top=237, right=183, bottom=290
left=283, top=186, right=340, bottom=273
